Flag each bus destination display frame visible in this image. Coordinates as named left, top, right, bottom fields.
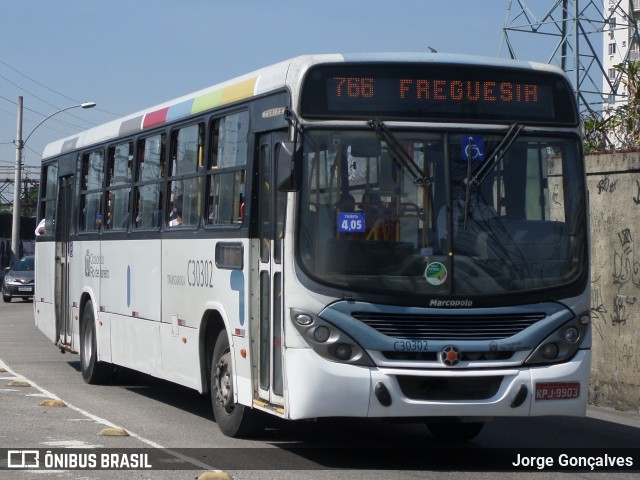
left=300, top=63, right=578, bottom=126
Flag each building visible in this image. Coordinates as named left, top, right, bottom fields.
left=602, top=0, right=640, bottom=108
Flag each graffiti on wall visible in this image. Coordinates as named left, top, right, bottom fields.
left=596, top=175, right=618, bottom=194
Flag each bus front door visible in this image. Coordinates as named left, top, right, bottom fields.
left=54, top=175, right=74, bottom=349
left=255, top=132, right=287, bottom=408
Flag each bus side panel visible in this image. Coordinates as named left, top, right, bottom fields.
left=110, top=313, right=162, bottom=376
left=100, top=239, right=161, bottom=321
left=34, top=242, right=56, bottom=342
left=34, top=301, right=57, bottom=343
left=158, top=322, right=200, bottom=391
left=87, top=239, right=163, bottom=377
left=97, top=311, right=111, bottom=363
left=161, top=238, right=252, bottom=399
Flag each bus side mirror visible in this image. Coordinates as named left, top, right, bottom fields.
left=276, top=141, right=299, bottom=192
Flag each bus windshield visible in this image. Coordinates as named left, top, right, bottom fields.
left=297, top=128, right=587, bottom=297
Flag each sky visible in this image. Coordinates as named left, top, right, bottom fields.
left=0, top=0, right=598, bottom=180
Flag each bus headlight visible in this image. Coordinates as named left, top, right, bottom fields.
left=290, top=309, right=374, bottom=366
left=563, top=326, right=580, bottom=343
left=333, top=344, right=353, bottom=360
left=525, top=312, right=590, bottom=366
left=540, top=343, right=559, bottom=360
left=313, top=326, right=331, bottom=343
left=294, top=313, right=314, bottom=326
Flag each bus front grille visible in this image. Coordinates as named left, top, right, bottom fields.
left=381, top=351, right=514, bottom=361
left=396, top=375, right=503, bottom=401
left=352, top=312, right=546, bottom=341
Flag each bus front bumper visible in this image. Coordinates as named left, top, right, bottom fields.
left=285, top=349, right=591, bottom=420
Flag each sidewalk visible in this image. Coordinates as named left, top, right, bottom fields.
left=587, top=404, right=640, bottom=429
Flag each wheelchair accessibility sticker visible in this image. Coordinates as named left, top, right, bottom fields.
left=461, top=135, right=484, bottom=162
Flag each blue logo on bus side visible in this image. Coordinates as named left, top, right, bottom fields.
left=230, top=270, right=245, bottom=326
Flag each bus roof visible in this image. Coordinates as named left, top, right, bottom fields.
left=42, top=53, right=566, bottom=160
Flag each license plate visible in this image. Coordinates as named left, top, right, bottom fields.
left=18, top=287, right=32, bottom=292
left=535, top=382, right=580, bottom=400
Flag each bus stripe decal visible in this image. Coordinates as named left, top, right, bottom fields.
left=192, top=90, right=224, bottom=114
left=165, top=100, right=193, bottom=123
left=220, top=78, right=257, bottom=105
left=61, top=137, right=79, bottom=153
left=142, top=107, right=169, bottom=129
left=119, top=116, right=144, bottom=136
left=192, top=77, right=257, bottom=114
left=136, top=77, right=258, bottom=130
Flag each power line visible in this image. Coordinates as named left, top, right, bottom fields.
left=0, top=60, right=80, bottom=104
left=0, top=59, right=121, bottom=117
left=0, top=71, right=98, bottom=128
left=0, top=93, right=90, bottom=131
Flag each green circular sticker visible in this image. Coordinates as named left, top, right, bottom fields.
left=425, top=262, right=447, bottom=286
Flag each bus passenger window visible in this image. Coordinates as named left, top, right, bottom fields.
left=37, top=163, right=58, bottom=237
left=168, top=123, right=204, bottom=228
left=79, top=150, right=104, bottom=233
left=206, top=112, right=248, bottom=226
left=133, top=134, right=165, bottom=231
left=105, top=142, right=133, bottom=231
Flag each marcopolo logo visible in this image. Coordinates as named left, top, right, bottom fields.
left=429, top=299, right=473, bottom=308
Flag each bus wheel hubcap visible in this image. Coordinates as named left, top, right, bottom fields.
left=215, top=351, right=233, bottom=412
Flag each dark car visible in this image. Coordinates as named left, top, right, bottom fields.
left=2, top=255, right=34, bottom=302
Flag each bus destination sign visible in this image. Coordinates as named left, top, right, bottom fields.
left=300, top=63, right=578, bottom=125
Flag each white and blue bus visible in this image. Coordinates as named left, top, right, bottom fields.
left=34, top=53, right=591, bottom=440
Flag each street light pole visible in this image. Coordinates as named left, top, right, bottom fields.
left=11, top=96, right=23, bottom=266
left=11, top=99, right=97, bottom=265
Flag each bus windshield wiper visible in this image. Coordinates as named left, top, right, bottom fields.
left=368, top=120, right=429, bottom=186
left=462, top=123, right=523, bottom=229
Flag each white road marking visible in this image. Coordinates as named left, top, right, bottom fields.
left=0, top=358, right=222, bottom=472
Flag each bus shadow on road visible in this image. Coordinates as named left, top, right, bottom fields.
left=66, top=360, right=213, bottom=420
left=65, top=360, right=640, bottom=451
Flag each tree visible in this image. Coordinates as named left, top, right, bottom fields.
left=584, top=60, right=640, bottom=151
left=582, top=110, right=612, bottom=153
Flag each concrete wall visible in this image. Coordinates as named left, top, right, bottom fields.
left=587, top=151, right=640, bottom=410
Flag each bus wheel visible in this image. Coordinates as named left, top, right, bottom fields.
left=80, top=300, right=111, bottom=384
left=211, top=330, right=263, bottom=438
left=425, top=421, right=484, bottom=442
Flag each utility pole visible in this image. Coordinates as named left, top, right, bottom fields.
left=11, top=96, right=23, bottom=265
left=9, top=99, right=96, bottom=263
left=501, top=0, right=640, bottom=116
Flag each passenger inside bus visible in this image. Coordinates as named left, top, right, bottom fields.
left=169, top=209, right=183, bottom=227
left=338, top=193, right=356, bottom=212
left=360, top=191, right=395, bottom=241
left=169, top=195, right=183, bottom=227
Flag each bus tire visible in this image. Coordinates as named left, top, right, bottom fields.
left=425, top=420, right=484, bottom=442
left=210, top=330, right=263, bottom=438
left=80, top=300, right=111, bottom=384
